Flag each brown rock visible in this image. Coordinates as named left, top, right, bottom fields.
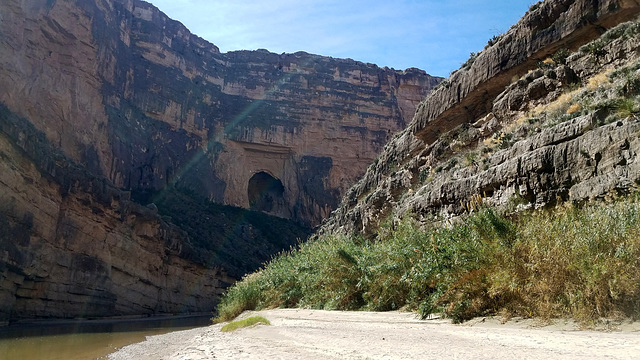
left=319, top=0, right=640, bottom=238
left=0, top=0, right=442, bottom=227
left=0, top=121, right=233, bottom=322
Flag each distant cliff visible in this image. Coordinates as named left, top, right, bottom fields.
left=0, top=0, right=440, bottom=227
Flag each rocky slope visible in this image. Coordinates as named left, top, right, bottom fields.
left=0, top=0, right=440, bottom=227
left=320, top=0, right=640, bottom=237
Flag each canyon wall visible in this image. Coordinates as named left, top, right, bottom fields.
left=0, top=101, right=311, bottom=322
left=320, top=0, right=640, bottom=237
left=0, top=0, right=438, bottom=321
left=0, top=0, right=440, bottom=227
left=0, top=104, right=236, bottom=323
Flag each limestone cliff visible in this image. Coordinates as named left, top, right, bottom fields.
left=0, top=0, right=440, bottom=227
left=320, top=0, right=640, bottom=238
left=0, top=0, right=439, bottom=322
left=0, top=101, right=314, bottom=322
left=0, top=104, right=234, bottom=323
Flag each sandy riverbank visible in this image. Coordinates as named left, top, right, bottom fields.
left=108, top=309, right=640, bottom=359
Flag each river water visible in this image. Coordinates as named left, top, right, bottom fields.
left=0, top=315, right=212, bottom=360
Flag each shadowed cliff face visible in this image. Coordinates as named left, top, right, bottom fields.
left=0, top=104, right=233, bottom=322
left=0, top=102, right=311, bottom=323
left=0, top=0, right=441, bottom=227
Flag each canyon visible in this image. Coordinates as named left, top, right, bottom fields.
left=4, top=0, right=639, bottom=326
left=0, top=0, right=440, bottom=322
left=0, top=0, right=440, bottom=227
left=204, top=0, right=640, bottom=329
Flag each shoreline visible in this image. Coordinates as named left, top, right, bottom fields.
left=0, top=313, right=212, bottom=338
left=108, top=309, right=640, bottom=359
left=0, top=313, right=213, bottom=328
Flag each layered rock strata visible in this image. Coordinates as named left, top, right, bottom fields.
left=0, top=105, right=235, bottom=323
left=0, top=0, right=440, bottom=227
left=320, top=0, right=640, bottom=237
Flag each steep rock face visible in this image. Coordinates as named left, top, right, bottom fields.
left=0, top=0, right=441, bottom=227
left=0, top=105, right=235, bottom=323
left=411, top=0, right=640, bottom=144
left=320, top=0, right=640, bottom=237
left=0, top=0, right=435, bottom=321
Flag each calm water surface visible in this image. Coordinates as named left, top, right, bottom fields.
left=0, top=315, right=212, bottom=360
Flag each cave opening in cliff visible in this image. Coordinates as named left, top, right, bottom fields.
left=248, top=171, right=285, bottom=214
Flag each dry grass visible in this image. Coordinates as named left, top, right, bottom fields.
left=531, top=91, right=576, bottom=117
left=586, top=68, right=614, bottom=91
left=220, top=316, right=271, bottom=332
left=566, top=103, right=581, bottom=114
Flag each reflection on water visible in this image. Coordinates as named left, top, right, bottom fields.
left=0, top=315, right=212, bottom=360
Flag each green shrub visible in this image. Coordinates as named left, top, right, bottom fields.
left=552, top=48, right=569, bottom=65
left=418, top=169, right=430, bottom=183
left=611, top=61, right=640, bottom=97
left=216, top=195, right=640, bottom=324
left=498, top=132, right=514, bottom=149
left=486, top=34, right=503, bottom=48
left=462, top=52, right=478, bottom=70
left=214, top=273, right=265, bottom=322
left=464, top=152, right=478, bottom=167
left=433, top=79, right=451, bottom=91
left=580, top=41, right=607, bottom=59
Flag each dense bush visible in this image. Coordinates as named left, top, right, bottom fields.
left=216, top=195, right=640, bottom=324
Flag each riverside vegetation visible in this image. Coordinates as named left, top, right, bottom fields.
left=215, top=195, right=640, bottom=324
left=215, top=17, right=640, bottom=326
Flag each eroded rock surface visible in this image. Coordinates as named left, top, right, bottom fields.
left=320, top=0, right=640, bottom=238
left=0, top=0, right=439, bottom=321
left=0, top=0, right=441, bottom=227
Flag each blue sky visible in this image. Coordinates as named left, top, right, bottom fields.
left=147, top=0, right=536, bottom=77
